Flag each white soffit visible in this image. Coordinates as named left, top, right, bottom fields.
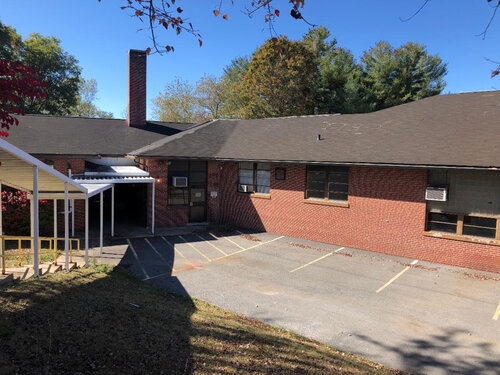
left=0, top=138, right=88, bottom=197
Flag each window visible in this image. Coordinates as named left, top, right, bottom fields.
left=462, top=216, right=496, bottom=238
left=168, top=160, right=189, bottom=205
left=168, top=160, right=207, bottom=205
left=238, top=162, right=270, bottom=194
left=426, top=211, right=498, bottom=240
left=425, top=169, right=500, bottom=241
left=426, top=212, right=458, bottom=233
left=305, top=165, right=349, bottom=201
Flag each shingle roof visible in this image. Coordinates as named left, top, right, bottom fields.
left=5, top=115, right=195, bottom=157
left=130, top=91, right=500, bottom=169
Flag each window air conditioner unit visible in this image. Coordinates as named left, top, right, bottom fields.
left=172, top=176, right=188, bottom=187
left=239, top=184, right=252, bottom=193
left=425, top=186, right=448, bottom=202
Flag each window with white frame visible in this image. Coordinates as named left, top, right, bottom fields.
left=238, top=162, right=271, bottom=194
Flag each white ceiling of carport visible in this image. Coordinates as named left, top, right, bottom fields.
left=0, top=138, right=93, bottom=199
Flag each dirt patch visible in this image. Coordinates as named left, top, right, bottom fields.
left=397, top=262, right=438, bottom=272
left=289, top=242, right=353, bottom=256
left=459, top=271, right=500, bottom=282
left=239, top=233, right=261, bottom=242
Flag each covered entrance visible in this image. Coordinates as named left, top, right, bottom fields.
left=73, top=164, right=155, bottom=236
left=0, top=139, right=111, bottom=275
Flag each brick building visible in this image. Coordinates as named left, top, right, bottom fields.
left=4, top=51, right=500, bottom=273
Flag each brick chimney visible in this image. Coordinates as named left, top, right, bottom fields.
left=127, top=49, right=147, bottom=127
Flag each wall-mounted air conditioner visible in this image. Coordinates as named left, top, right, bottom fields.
left=239, top=184, right=252, bottom=193
left=172, top=176, right=188, bottom=187
left=425, top=186, right=448, bottom=202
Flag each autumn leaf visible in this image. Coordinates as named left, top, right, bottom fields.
left=223, top=14, right=229, bottom=20
left=145, top=47, right=151, bottom=55
left=177, top=7, right=183, bottom=13
left=135, top=9, right=144, bottom=17
left=275, top=9, right=280, bottom=17
left=198, top=39, right=203, bottom=47
left=213, top=9, right=220, bottom=17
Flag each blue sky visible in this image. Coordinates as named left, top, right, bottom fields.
left=2, top=1, right=500, bottom=118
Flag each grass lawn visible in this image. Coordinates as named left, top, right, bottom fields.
left=0, top=266, right=409, bottom=374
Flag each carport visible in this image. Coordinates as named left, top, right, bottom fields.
left=0, top=138, right=111, bottom=276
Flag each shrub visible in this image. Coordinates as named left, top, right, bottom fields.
left=1, top=188, right=53, bottom=236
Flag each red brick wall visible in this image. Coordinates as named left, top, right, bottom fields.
left=145, top=158, right=190, bottom=228
left=37, top=158, right=86, bottom=236
left=209, top=162, right=500, bottom=273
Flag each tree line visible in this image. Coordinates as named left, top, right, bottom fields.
left=153, top=26, right=447, bottom=123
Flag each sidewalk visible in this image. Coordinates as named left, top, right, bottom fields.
left=0, top=224, right=208, bottom=284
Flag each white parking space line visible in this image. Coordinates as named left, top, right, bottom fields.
left=144, top=238, right=176, bottom=273
left=493, top=302, right=500, bottom=321
left=376, top=259, right=419, bottom=293
left=127, top=239, right=150, bottom=280
left=161, top=237, right=188, bottom=261
left=196, top=234, right=228, bottom=256
left=290, top=247, right=345, bottom=273
left=214, top=235, right=285, bottom=260
left=179, top=235, right=212, bottom=262
left=218, top=234, right=246, bottom=250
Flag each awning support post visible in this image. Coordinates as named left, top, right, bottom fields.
left=151, top=180, right=155, bottom=235
left=64, top=182, right=69, bottom=271
left=111, top=184, right=115, bottom=237
left=100, top=191, right=103, bottom=254
left=32, top=166, right=40, bottom=277
left=85, top=197, right=89, bottom=266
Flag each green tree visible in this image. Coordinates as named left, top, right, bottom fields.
left=194, top=75, right=225, bottom=119
left=361, top=41, right=447, bottom=111
left=69, top=78, right=113, bottom=118
left=22, top=33, right=81, bottom=115
left=242, top=37, right=319, bottom=118
left=0, top=22, right=22, bottom=61
left=152, top=77, right=208, bottom=123
left=302, top=26, right=366, bottom=114
left=217, top=57, right=250, bottom=118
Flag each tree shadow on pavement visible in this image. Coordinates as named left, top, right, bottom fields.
left=355, top=326, right=500, bottom=374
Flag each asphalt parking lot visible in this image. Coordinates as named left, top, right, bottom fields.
left=116, top=230, right=500, bottom=375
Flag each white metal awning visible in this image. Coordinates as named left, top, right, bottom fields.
left=72, top=165, right=154, bottom=186
left=71, top=165, right=156, bottom=237
left=0, top=138, right=99, bottom=276
left=0, top=139, right=156, bottom=275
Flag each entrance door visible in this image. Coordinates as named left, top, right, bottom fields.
left=188, top=161, right=207, bottom=223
